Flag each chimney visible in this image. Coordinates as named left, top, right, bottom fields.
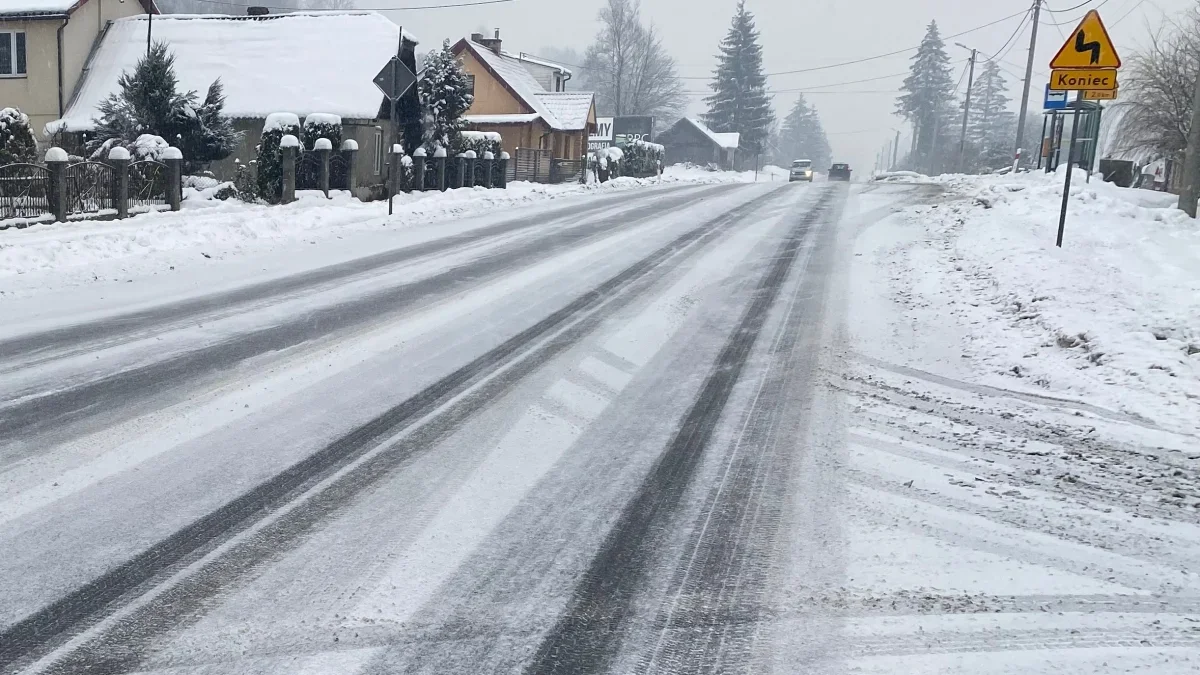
left=246, top=6, right=269, bottom=15
left=478, top=28, right=502, bottom=55
left=470, top=32, right=484, bottom=43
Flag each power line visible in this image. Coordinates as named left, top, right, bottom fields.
left=1043, top=0, right=1099, bottom=13
left=989, top=7, right=1031, bottom=63
left=177, top=0, right=516, bottom=11
left=1041, top=0, right=1115, bottom=25
left=1112, top=0, right=1149, bottom=25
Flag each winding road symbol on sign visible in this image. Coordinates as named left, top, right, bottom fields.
left=1075, top=30, right=1101, bottom=65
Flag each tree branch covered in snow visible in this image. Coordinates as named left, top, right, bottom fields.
left=1112, top=9, right=1200, bottom=158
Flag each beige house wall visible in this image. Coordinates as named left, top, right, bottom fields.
left=459, top=49, right=527, bottom=116
left=0, top=0, right=145, bottom=146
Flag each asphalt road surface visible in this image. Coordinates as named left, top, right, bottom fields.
left=7, top=181, right=1193, bottom=674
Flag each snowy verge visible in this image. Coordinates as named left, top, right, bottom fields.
left=0, top=166, right=759, bottom=286
left=863, top=169, right=1200, bottom=436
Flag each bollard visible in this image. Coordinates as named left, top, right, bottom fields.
left=434, top=146, right=447, bottom=191
left=163, top=146, right=183, bottom=211
left=280, top=134, right=299, bottom=204
left=46, top=147, right=68, bottom=222
left=482, top=151, right=494, bottom=189
left=315, top=137, right=332, bottom=198
left=463, top=150, right=476, bottom=188
left=108, top=146, right=130, bottom=219
left=413, top=147, right=427, bottom=191
left=341, top=139, right=359, bottom=195
left=497, top=151, right=509, bottom=189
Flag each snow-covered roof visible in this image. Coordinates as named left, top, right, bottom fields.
left=458, top=38, right=593, bottom=132
left=464, top=113, right=541, bottom=125
left=534, top=92, right=593, bottom=131
left=685, top=118, right=740, bottom=150
left=51, top=12, right=414, bottom=133
left=504, top=51, right=571, bottom=77
left=0, top=0, right=156, bottom=17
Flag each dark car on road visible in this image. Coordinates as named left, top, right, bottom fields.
left=828, top=163, right=852, bottom=181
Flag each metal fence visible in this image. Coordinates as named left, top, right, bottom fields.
left=0, top=163, right=52, bottom=222
left=330, top=153, right=350, bottom=190
left=296, top=152, right=322, bottom=190
left=65, top=161, right=116, bottom=215
left=128, top=160, right=169, bottom=210
left=550, top=159, right=584, bottom=184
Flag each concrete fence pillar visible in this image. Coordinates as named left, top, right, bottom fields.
left=389, top=144, right=404, bottom=197
left=46, top=147, right=68, bottom=222
left=463, top=150, right=477, bottom=188
left=413, top=147, right=427, bottom=191
left=482, top=151, right=494, bottom=189
left=434, top=146, right=447, bottom=191
left=341, top=139, right=358, bottom=194
left=280, top=134, right=299, bottom=204
left=498, top=151, right=510, bottom=189
left=163, top=146, right=183, bottom=211
left=315, top=138, right=332, bottom=198
left=108, top=146, right=130, bottom=219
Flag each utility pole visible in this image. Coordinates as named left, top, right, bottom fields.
left=1178, top=68, right=1200, bottom=216
left=893, top=129, right=900, bottom=168
left=958, top=47, right=977, bottom=172
left=1014, top=0, right=1042, bottom=171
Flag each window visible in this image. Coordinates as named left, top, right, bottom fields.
left=373, top=129, right=382, bottom=176
left=466, top=75, right=475, bottom=96
left=0, top=31, right=27, bottom=77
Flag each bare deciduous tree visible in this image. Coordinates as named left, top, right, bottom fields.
left=582, top=0, right=685, bottom=120
left=1112, top=9, right=1200, bottom=157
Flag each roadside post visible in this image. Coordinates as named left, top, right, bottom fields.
left=1047, top=9, right=1121, bottom=247
left=372, top=26, right=417, bottom=214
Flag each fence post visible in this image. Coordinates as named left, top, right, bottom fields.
left=163, top=146, right=183, bottom=211
left=498, top=151, right=509, bottom=189
left=463, top=150, right=476, bottom=188
left=46, top=147, right=68, bottom=222
left=434, top=146, right=447, bottom=191
left=341, top=139, right=358, bottom=195
left=482, top=151, right=494, bottom=189
left=280, top=134, right=299, bottom=204
left=108, top=146, right=130, bottom=219
left=315, top=137, right=332, bottom=199
left=413, top=147, right=427, bottom=191
left=389, top=144, right=405, bottom=197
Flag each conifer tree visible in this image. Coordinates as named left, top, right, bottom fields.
left=0, top=108, right=37, bottom=164
left=418, top=39, right=474, bottom=153
left=777, top=95, right=831, bottom=168
left=703, top=1, right=774, bottom=160
left=896, top=22, right=955, bottom=173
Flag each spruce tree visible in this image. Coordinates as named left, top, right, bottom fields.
left=418, top=39, right=474, bottom=153
left=0, top=108, right=37, bottom=164
left=896, top=22, right=955, bottom=173
left=703, top=0, right=774, bottom=161
left=778, top=95, right=831, bottom=168
left=965, top=60, right=1016, bottom=170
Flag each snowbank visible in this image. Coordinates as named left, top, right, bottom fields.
left=887, top=169, right=1200, bottom=434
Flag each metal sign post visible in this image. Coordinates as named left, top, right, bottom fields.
left=373, top=27, right=417, bottom=216
left=1057, top=93, right=1082, bottom=247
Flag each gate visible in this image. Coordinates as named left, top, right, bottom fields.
left=65, top=161, right=116, bottom=215
left=0, top=163, right=52, bottom=224
left=513, top=148, right=551, bottom=183
left=128, top=160, right=169, bottom=211
left=550, top=159, right=584, bottom=184
left=473, top=160, right=488, bottom=186
left=296, top=152, right=321, bottom=190
left=330, top=153, right=349, bottom=190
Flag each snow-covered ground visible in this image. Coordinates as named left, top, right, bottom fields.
left=841, top=176, right=1200, bottom=674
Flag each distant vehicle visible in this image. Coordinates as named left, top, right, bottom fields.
left=789, top=159, right=814, bottom=182
left=829, top=163, right=852, bottom=181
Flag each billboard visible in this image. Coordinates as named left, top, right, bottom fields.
left=588, top=116, right=654, bottom=153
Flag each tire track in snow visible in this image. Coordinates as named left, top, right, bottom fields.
left=523, top=187, right=838, bottom=675
left=2, top=185, right=794, bottom=675
left=0, top=185, right=739, bottom=447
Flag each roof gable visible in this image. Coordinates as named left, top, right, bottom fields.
left=52, top=11, right=411, bottom=132
left=684, top=118, right=740, bottom=150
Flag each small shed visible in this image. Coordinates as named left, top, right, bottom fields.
left=658, top=118, right=739, bottom=170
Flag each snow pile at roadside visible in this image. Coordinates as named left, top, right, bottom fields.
left=871, top=170, right=932, bottom=183
left=0, top=169, right=757, bottom=281
left=894, top=169, right=1200, bottom=435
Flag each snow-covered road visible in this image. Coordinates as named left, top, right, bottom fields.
left=1, top=179, right=1197, bottom=674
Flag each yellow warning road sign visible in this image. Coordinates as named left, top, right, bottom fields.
left=1083, top=89, right=1117, bottom=100
left=1050, top=10, right=1122, bottom=69
left=1050, top=68, right=1118, bottom=91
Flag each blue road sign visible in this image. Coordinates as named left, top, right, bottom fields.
left=1044, top=84, right=1068, bottom=110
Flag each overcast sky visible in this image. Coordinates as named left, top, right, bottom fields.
left=386, top=0, right=1192, bottom=170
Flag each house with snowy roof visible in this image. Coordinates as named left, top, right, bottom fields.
left=47, top=9, right=418, bottom=189
left=450, top=31, right=596, bottom=174
left=0, top=0, right=157, bottom=142
left=657, top=117, right=741, bottom=170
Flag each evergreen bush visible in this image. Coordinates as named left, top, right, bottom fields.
left=257, top=113, right=300, bottom=203
left=0, top=108, right=37, bottom=165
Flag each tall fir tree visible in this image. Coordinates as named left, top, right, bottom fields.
left=964, top=60, right=1016, bottom=170
left=703, top=0, right=774, bottom=161
left=418, top=39, right=474, bottom=153
left=896, top=21, right=955, bottom=173
left=777, top=95, right=831, bottom=168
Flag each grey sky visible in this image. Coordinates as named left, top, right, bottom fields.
left=387, top=0, right=1191, bottom=170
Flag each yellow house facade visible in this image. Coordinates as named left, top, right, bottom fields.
left=0, top=0, right=155, bottom=147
